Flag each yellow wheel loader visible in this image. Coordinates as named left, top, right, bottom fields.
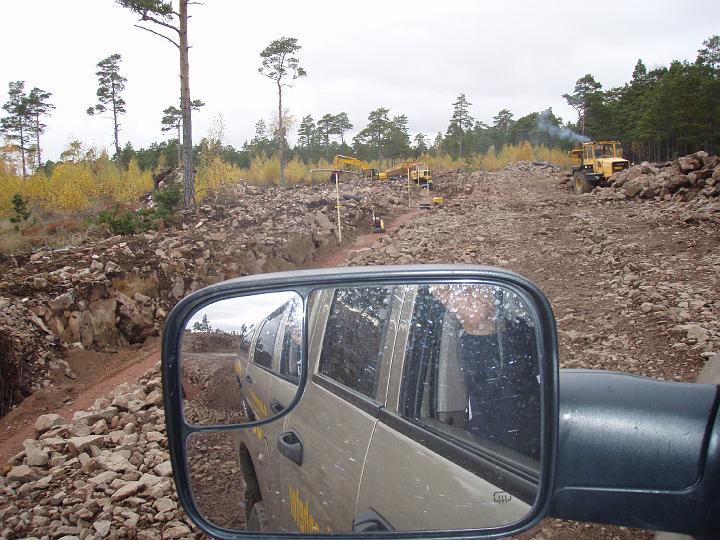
left=571, top=141, right=629, bottom=194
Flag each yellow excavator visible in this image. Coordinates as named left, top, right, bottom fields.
left=571, top=141, right=629, bottom=194
left=327, top=155, right=380, bottom=183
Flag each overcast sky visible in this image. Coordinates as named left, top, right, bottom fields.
left=2, top=1, right=718, bottom=161
left=187, top=292, right=298, bottom=334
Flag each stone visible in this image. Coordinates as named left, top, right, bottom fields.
left=35, top=413, right=68, bottom=435
left=23, top=440, right=49, bottom=466
left=67, top=435, right=105, bottom=455
left=154, top=460, right=173, bottom=477
left=75, top=407, right=119, bottom=425
left=677, top=154, right=702, bottom=173
left=88, top=470, right=119, bottom=485
left=48, top=292, right=74, bottom=312
left=93, top=519, right=112, bottom=537
left=154, top=497, right=176, bottom=513
left=89, top=298, right=118, bottom=346
left=640, top=161, right=659, bottom=175
left=96, top=452, right=136, bottom=473
left=314, top=210, right=334, bottom=230
left=7, top=464, right=39, bottom=484
left=110, top=480, right=142, bottom=502
left=162, top=521, right=192, bottom=539
left=171, top=278, right=185, bottom=300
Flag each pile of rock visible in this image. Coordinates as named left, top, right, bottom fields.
left=0, top=180, right=408, bottom=416
left=0, top=363, right=204, bottom=539
left=607, top=151, right=720, bottom=201
left=0, top=298, right=64, bottom=417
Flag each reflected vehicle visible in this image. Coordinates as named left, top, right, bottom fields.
left=187, top=283, right=542, bottom=533
left=164, top=266, right=720, bottom=540
left=180, top=291, right=304, bottom=427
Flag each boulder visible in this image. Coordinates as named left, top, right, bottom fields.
left=48, top=292, right=74, bottom=312
left=66, top=435, right=105, bottom=455
left=677, top=154, right=702, bottom=173
left=23, top=440, right=49, bottom=467
left=6, top=464, right=39, bottom=484
left=35, top=413, right=68, bottom=435
left=314, top=210, right=334, bottom=231
left=89, top=298, right=118, bottom=347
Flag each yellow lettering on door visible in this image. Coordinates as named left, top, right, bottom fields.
left=289, top=485, right=324, bottom=532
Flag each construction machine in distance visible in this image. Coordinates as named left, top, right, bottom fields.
left=571, top=141, right=630, bottom=194
left=381, top=161, right=433, bottom=190
left=327, top=154, right=380, bottom=183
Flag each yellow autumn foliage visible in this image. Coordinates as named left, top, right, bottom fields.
left=0, top=155, right=153, bottom=217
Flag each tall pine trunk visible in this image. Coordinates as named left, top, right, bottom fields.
left=34, top=115, right=42, bottom=169
left=180, top=0, right=194, bottom=208
left=111, top=85, right=121, bottom=164
left=277, top=81, right=285, bottom=187
left=176, top=124, right=182, bottom=169
left=19, top=123, right=27, bottom=179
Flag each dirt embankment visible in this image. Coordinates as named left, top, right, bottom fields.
left=0, top=180, right=411, bottom=418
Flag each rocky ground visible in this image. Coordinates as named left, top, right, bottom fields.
left=351, top=162, right=719, bottom=382
left=1, top=160, right=718, bottom=539
left=0, top=180, right=408, bottom=417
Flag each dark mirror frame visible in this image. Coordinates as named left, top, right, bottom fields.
left=162, top=265, right=560, bottom=540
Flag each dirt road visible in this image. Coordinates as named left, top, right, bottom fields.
left=350, top=165, right=719, bottom=383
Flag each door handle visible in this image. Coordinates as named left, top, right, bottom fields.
left=352, top=509, right=394, bottom=532
left=270, top=399, right=285, bottom=413
left=244, top=374, right=253, bottom=384
left=277, top=430, right=303, bottom=466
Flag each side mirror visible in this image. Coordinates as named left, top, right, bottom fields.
left=162, top=265, right=559, bottom=538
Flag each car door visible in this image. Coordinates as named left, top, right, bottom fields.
left=357, top=285, right=540, bottom=531
left=258, top=297, right=305, bottom=530
left=278, top=286, right=402, bottom=533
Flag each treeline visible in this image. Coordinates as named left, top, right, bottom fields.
left=562, top=35, right=720, bottom=162
left=2, top=34, right=718, bottom=180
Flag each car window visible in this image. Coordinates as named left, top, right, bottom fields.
left=318, top=286, right=393, bottom=399
left=253, top=307, right=283, bottom=369
left=399, top=286, right=541, bottom=460
left=240, top=326, right=254, bottom=351
left=279, top=298, right=303, bottom=383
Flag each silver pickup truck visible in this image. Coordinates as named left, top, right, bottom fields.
left=233, top=284, right=541, bottom=532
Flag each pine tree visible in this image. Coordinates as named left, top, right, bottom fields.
left=258, top=37, right=306, bottom=187
left=25, top=88, right=54, bottom=169
left=87, top=53, right=127, bottom=162
left=0, top=81, right=31, bottom=178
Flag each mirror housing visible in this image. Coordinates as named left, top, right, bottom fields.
left=162, top=265, right=560, bottom=538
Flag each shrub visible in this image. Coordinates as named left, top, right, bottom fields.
left=152, top=184, right=183, bottom=216
left=9, top=193, right=31, bottom=230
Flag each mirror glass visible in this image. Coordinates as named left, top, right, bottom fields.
left=184, top=283, right=542, bottom=533
left=181, top=291, right=304, bottom=426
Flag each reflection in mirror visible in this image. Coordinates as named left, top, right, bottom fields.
left=186, top=431, right=247, bottom=529
left=184, top=282, right=542, bottom=534
left=181, top=292, right=303, bottom=427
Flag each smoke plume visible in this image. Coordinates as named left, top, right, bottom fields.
left=536, top=109, right=589, bottom=144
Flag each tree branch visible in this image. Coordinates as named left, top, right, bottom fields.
left=139, top=12, right=180, bottom=34
left=134, top=25, right=180, bottom=48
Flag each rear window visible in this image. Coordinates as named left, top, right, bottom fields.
left=279, top=299, right=303, bottom=383
left=253, top=309, right=283, bottom=369
left=318, top=287, right=393, bottom=399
